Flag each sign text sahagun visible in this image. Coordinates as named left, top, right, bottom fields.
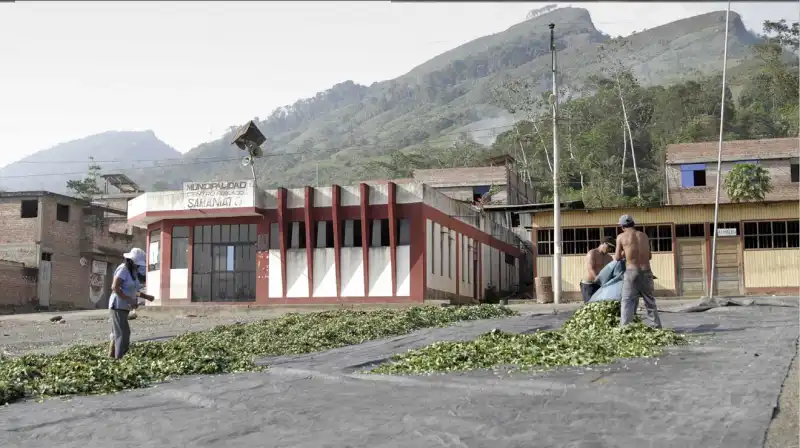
left=183, top=180, right=254, bottom=209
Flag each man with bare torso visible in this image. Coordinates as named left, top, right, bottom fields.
left=614, top=214, right=662, bottom=328
left=580, top=237, right=615, bottom=302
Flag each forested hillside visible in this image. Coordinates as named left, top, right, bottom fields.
left=138, top=8, right=769, bottom=193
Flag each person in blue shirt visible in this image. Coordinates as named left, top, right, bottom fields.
left=108, top=248, right=147, bottom=359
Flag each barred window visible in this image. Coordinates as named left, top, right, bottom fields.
left=537, top=225, right=672, bottom=255
left=743, top=220, right=800, bottom=249
left=675, top=224, right=706, bottom=238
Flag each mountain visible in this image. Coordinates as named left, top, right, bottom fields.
left=6, top=8, right=765, bottom=193
left=139, top=7, right=760, bottom=190
left=0, top=130, right=181, bottom=193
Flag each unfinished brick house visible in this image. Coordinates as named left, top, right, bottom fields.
left=0, top=191, right=146, bottom=309
left=665, top=137, right=799, bottom=205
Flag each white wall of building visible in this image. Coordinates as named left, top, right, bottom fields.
left=286, top=249, right=309, bottom=297
left=396, top=245, right=411, bottom=296
left=425, top=219, right=458, bottom=295
left=268, top=251, right=283, bottom=298
left=341, top=186, right=361, bottom=207
left=368, top=247, right=392, bottom=296
left=287, top=188, right=305, bottom=209
left=340, top=247, right=365, bottom=296
left=169, top=268, right=188, bottom=299
left=312, top=248, right=337, bottom=297
left=314, top=187, right=333, bottom=207
left=146, top=270, right=161, bottom=305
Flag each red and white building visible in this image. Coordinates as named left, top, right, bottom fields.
left=127, top=180, right=523, bottom=306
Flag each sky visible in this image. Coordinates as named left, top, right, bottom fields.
left=0, top=1, right=797, bottom=169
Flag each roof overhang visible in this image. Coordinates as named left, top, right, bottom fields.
left=128, top=207, right=264, bottom=227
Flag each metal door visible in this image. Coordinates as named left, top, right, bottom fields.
left=38, top=260, right=52, bottom=307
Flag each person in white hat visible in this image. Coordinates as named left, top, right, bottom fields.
left=107, top=248, right=152, bottom=359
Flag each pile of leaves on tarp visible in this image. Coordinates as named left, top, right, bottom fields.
left=370, top=301, right=687, bottom=375
left=0, top=305, right=516, bottom=405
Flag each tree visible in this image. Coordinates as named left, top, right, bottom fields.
left=724, top=163, right=773, bottom=203
left=66, top=157, right=102, bottom=201
left=151, top=181, right=171, bottom=191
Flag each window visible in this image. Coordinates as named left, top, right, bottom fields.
left=316, top=221, right=335, bottom=248
left=20, top=200, right=37, bottom=218
left=461, top=237, right=466, bottom=283
left=269, top=223, right=280, bottom=250
left=56, top=204, right=70, bottom=223
left=633, top=225, right=673, bottom=252
left=562, top=227, right=602, bottom=255
left=148, top=230, right=161, bottom=271
left=675, top=224, right=706, bottom=238
left=791, top=163, right=799, bottom=183
left=171, top=226, right=190, bottom=269
left=510, top=213, right=520, bottom=228
left=370, top=219, right=390, bottom=247
left=680, top=164, right=707, bottom=187
left=440, top=226, right=446, bottom=275
left=536, top=229, right=554, bottom=255
left=538, top=225, right=671, bottom=254
left=288, top=221, right=306, bottom=249
left=192, top=224, right=257, bottom=302
left=41, top=252, right=52, bottom=262
left=505, top=254, right=514, bottom=265
left=472, top=185, right=491, bottom=203
left=430, top=222, right=436, bottom=273
left=744, top=220, right=800, bottom=250
left=445, top=229, right=451, bottom=279
left=342, top=219, right=362, bottom=247
left=397, top=219, right=411, bottom=245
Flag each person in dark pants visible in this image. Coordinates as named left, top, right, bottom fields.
left=108, top=248, right=146, bottom=359
left=580, top=237, right=615, bottom=303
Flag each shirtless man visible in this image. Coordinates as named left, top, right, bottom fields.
left=613, top=214, right=662, bottom=328
left=580, top=237, right=615, bottom=303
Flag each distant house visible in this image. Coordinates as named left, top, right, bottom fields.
left=665, top=137, right=799, bottom=205
left=411, top=155, right=536, bottom=206
left=0, top=191, right=146, bottom=309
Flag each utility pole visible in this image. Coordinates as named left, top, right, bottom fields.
left=709, top=1, right=731, bottom=299
left=550, top=23, right=562, bottom=304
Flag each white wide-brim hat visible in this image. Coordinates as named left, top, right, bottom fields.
left=123, top=248, right=147, bottom=266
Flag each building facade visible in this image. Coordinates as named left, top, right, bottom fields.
left=0, top=191, right=146, bottom=309
left=665, top=137, right=799, bottom=205
left=529, top=200, right=799, bottom=300
left=127, top=181, right=522, bottom=306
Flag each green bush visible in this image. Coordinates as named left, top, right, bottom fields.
left=370, top=301, right=687, bottom=374
left=0, top=305, right=516, bottom=404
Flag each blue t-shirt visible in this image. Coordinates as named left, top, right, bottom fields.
left=108, top=263, right=140, bottom=311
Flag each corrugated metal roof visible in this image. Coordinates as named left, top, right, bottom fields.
left=666, top=138, right=799, bottom=164
left=412, top=166, right=507, bottom=187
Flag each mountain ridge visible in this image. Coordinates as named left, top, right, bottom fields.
left=0, top=7, right=765, bottom=193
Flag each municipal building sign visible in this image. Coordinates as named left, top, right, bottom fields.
left=183, top=180, right=254, bottom=209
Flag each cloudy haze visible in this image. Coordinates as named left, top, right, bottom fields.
left=0, top=1, right=797, bottom=169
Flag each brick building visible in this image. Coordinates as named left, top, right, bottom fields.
left=0, top=191, right=146, bottom=309
left=665, top=137, right=799, bottom=205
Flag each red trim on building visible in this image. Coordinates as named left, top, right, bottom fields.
left=256, top=218, right=269, bottom=305
left=359, top=183, right=370, bottom=296
left=304, top=186, right=314, bottom=297
left=331, top=185, right=342, bottom=298
left=388, top=182, right=398, bottom=296
left=455, top=233, right=460, bottom=297
left=186, top=225, right=194, bottom=301
left=277, top=188, right=288, bottom=298
left=129, top=207, right=263, bottom=224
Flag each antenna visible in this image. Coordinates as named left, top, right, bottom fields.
left=231, top=120, right=267, bottom=186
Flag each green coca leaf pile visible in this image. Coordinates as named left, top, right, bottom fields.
left=0, top=305, right=516, bottom=404
left=370, top=301, right=687, bottom=375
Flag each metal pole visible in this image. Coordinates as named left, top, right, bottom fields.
left=709, top=1, right=731, bottom=299
left=550, top=23, right=562, bottom=304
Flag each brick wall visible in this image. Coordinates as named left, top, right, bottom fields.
left=0, top=197, right=41, bottom=265
left=0, top=261, right=36, bottom=307
left=667, top=158, right=799, bottom=205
